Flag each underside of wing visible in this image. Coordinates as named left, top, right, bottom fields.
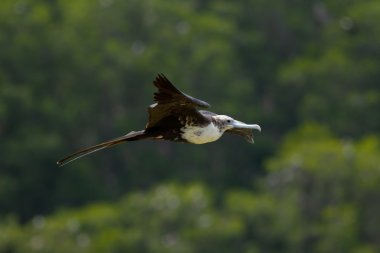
left=153, top=74, right=210, bottom=108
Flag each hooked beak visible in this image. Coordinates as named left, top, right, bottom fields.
left=232, top=120, right=261, bottom=132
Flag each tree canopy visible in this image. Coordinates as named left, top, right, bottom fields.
left=0, top=0, right=379, bottom=252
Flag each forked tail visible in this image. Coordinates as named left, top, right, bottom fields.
left=57, top=130, right=149, bottom=167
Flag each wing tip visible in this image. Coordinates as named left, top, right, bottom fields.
left=152, top=73, right=211, bottom=108
left=154, top=73, right=168, bottom=84
left=157, top=73, right=166, bottom=79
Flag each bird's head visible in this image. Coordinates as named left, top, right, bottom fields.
left=213, top=115, right=261, bottom=132
left=212, top=115, right=261, bottom=143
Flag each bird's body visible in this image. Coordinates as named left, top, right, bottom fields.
left=57, top=74, right=261, bottom=166
left=181, top=121, right=222, bottom=144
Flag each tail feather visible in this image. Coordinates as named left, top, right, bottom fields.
left=57, top=130, right=148, bottom=167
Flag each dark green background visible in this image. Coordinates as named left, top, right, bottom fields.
left=1, top=0, right=379, bottom=252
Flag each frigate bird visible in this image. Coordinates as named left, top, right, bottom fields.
left=57, top=74, right=261, bottom=166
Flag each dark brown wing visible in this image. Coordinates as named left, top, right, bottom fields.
left=153, top=73, right=210, bottom=108
left=146, top=74, right=211, bottom=128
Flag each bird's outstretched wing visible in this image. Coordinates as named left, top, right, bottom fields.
left=153, top=73, right=210, bottom=108
left=147, top=74, right=211, bottom=128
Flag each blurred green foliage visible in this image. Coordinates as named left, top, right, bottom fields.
left=1, top=130, right=380, bottom=252
left=0, top=0, right=379, bottom=251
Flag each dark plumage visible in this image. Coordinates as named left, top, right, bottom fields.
left=57, top=74, right=261, bottom=166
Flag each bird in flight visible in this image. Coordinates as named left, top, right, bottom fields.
left=57, top=74, right=261, bottom=166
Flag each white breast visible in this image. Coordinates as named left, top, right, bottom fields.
left=181, top=123, right=223, bottom=144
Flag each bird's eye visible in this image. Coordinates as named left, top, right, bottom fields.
left=227, top=120, right=231, bottom=123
